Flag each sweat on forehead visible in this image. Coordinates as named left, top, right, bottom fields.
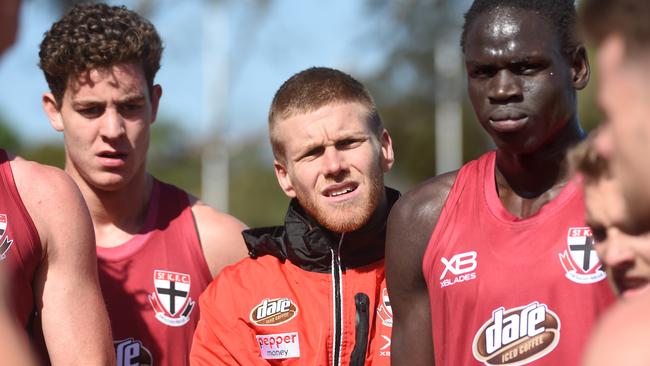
left=461, top=0, right=578, bottom=55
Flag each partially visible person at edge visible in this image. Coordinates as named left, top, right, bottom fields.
left=1, top=0, right=109, bottom=365
left=578, top=1, right=650, bottom=365
left=387, top=0, right=615, bottom=365
left=38, top=3, right=247, bottom=365
left=191, top=67, right=397, bottom=365
left=569, top=134, right=650, bottom=300
left=583, top=0, right=650, bottom=237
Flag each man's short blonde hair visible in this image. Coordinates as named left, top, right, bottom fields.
left=268, top=67, right=382, bottom=161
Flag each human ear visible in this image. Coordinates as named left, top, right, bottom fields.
left=571, top=46, right=590, bottom=90
left=42, top=93, right=64, bottom=132
left=273, top=159, right=297, bottom=198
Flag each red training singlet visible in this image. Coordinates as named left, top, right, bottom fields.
left=423, top=151, right=615, bottom=366
left=0, top=149, right=42, bottom=329
left=97, top=180, right=212, bottom=366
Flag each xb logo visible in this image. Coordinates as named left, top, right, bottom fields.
left=440, top=251, right=477, bottom=280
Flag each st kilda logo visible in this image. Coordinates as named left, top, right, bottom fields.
left=559, top=227, right=606, bottom=284
left=148, top=270, right=195, bottom=327
left=472, top=302, right=560, bottom=366
left=0, top=214, right=13, bottom=261
left=250, top=298, right=298, bottom=326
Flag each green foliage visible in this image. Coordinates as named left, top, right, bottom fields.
left=228, top=136, right=288, bottom=227
left=148, top=120, right=204, bottom=196
left=20, top=143, right=66, bottom=168
left=0, top=113, right=22, bottom=153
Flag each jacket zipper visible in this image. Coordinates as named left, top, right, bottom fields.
left=350, top=292, right=370, bottom=366
left=331, top=234, right=344, bottom=366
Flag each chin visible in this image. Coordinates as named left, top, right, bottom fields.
left=87, top=173, right=133, bottom=192
left=315, top=202, right=376, bottom=233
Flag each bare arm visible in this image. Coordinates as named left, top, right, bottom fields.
left=386, top=171, right=457, bottom=366
left=12, top=159, right=114, bottom=365
left=190, top=198, right=248, bottom=278
left=0, top=267, right=36, bottom=366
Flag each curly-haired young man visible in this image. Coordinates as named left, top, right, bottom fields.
left=387, top=1, right=615, bottom=365
left=39, top=4, right=247, bottom=365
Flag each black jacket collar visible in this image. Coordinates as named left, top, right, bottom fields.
left=243, top=187, right=400, bottom=273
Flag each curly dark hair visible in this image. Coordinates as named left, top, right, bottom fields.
left=39, top=3, right=163, bottom=106
left=268, top=67, right=382, bottom=161
left=461, top=0, right=579, bottom=56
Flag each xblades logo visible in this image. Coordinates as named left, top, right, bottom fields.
left=439, top=251, right=478, bottom=288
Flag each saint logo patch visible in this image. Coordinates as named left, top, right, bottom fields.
left=250, top=298, right=298, bottom=326
left=558, top=227, right=606, bottom=284
left=0, top=214, right=13, bottom=261
left=473, top=302, right=561, bottom=365
left=148, top=270, right=194, bottom=326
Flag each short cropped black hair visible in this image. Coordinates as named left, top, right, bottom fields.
left=461, top=0, right=579, bottom=56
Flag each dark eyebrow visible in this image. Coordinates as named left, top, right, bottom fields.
left=117, top=95, right=146, bottom=104
left=71, top=100, right=105, bottom=109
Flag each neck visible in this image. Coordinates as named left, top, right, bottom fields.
left=493, top=120, right=584, bottom=218
left=495, top=120, right=584, bottom=198
left=67, top=166, right=153, bottom=247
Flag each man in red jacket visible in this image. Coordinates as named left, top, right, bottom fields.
left=191, top=67, right=396, bottom=365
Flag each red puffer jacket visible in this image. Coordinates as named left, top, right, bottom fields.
left=191, top=188, right=399, bottom=365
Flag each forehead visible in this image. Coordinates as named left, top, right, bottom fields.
left=585, top=178, right=626, bottom=224
left=66, top=63, right=148, bottom=100
left=275, top=102, right=371, bottom=145
left=464, top=8, right=560, bottom=62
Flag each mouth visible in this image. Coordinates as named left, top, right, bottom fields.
left=322, top=182, right=359, bottom=200
left=617, top=277, right=650, bottom=299
left=488, top=111, right=528, bottom=133
left=96, top=150, right=128, bottom=168
left=97, top=151, right=128, bottom=159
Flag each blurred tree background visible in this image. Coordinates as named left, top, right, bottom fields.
left=3, top=0, right=602, bottom=228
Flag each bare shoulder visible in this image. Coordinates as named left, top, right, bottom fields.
left=388, top=170, right=459, bottom=246
left=583, top=294, right=650, bottom=366
left=9, top=157, right=89, bottom=248
left=189, top=195, right=248, bottom=277
left=10, top=157, right=81, bottom=203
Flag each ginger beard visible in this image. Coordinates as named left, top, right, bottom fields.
left=273, top=102, right=393, bottom=234
left=293, top=160, right=384, bottom=234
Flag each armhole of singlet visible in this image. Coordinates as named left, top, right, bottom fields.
left=421, top=165, right=472, bottom=281
left=185, top=192, right=213, bottom=281
left=1, top=153, right=44, bottom=261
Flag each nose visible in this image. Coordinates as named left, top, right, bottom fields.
left=99, top=108, right=125, bottom=140
left=599, top=230, right=635, bottom=270
left=320, top=147, right=348, bottom=178
left=488, top=70, right=523, bottom=103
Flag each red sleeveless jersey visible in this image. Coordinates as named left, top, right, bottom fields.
left=97, top=180, right=212, bottom=366
left=423, top=151, right=615, bottom=366
left=0, top=149, right=42, bottom=329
